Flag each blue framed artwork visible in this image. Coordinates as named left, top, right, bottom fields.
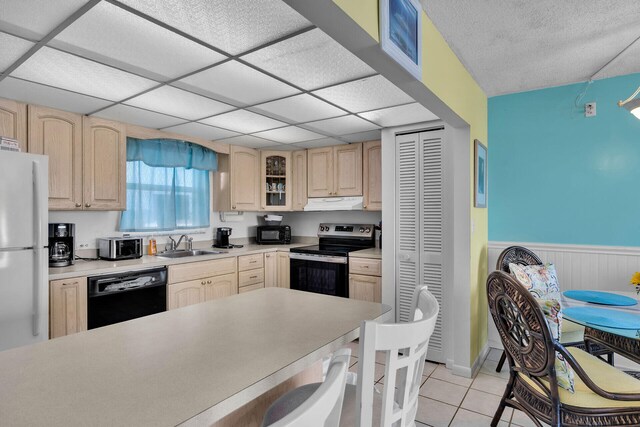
left=474, top=139, right=487, bottom=208
left=380, top=0, right=422, bottom=79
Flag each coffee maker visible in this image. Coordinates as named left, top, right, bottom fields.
left=214, top=227, right=233, bottom=249
left=49, top=223, right=75, bottom=267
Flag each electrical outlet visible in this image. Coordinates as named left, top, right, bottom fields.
left=585, top=102, right=596, bottom=117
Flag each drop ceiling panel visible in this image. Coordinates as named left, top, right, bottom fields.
left=252, top=126, right=325, bottom=144
left=199, top=110, right=286, bottom=134
left=52, top=2, right=225, bottom=80
left=126, top=86, right=234, bottom=120
left=358, top=103, right=438, bottom=127
left=0, top=33, right=34, bottom=72
left=262, top=144, right=300, bottom=151
left=251, top=94, right=345, bottom=123
left=0, top=0, right=89, bottom=38
left=0, top=77, right=112, bottom=114
left=340, top=130, right=383, bottom=143
left=294, top=138, right=346, bottom=148
left=174, top=60, right=300, bottom=106
left=10, top=47, right=157, bottom=101
left=220, top=135, right=278, bottom=149
left=163, top=122, right=239, bottom=141
left=312, top=75, right=413, bottom=113
left=92, top=104, right=186, bottom=129
left=302, top=115, right=379, bottom=136
left=117, top=0, right=311, bottom=55
left=242, top=28, right=375, bottom=90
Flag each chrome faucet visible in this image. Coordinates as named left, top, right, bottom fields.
left=168, top=234, right=189, bottom=251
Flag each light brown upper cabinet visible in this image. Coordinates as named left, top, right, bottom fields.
left=28, top=106, right=83, bottom=210
left=0, top=98, right=27, bottom=152
left=213, top=145, right=260, bottom=211
left=291, top=150, right=307, bottom=211
left=261, top=151, right=292, bottom=211
left=363, top=140, right=382, bottom=210
left=82, top=117, right=126, bottom=210
left=28, top=108, right=126, bottom=211
left=307, top=143, right=362, bottom=197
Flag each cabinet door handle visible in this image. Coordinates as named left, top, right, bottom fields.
left=75, top=203, right=82, bottom=208
left=207, top=280, right=212, bottom=284
left=265, top=254, right=270, bottom=258
left=85, top=203, right=91, bottom=208
left=250, top=275, right=258, bottom=279
left=201, top=281, right=206, bottom=285
left=232, top=205, right=236, bottom=209
left=250, top=260, right=256, bottom=263
left=62, top=281, right=77, bottom=286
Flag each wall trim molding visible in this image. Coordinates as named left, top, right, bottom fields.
left=489, top=241, right=640, bottom=257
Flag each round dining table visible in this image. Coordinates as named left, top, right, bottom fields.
left=561, top=290, right=640, bottom=365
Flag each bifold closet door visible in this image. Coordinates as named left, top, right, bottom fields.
left=396, top=128, right=444, bottom=363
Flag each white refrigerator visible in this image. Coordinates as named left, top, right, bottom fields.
left=0, top=151, right=48, bottom=352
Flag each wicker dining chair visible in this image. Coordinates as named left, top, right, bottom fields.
left=493, top=246, right=611, bottom=372
left=487, top=271, right=640, bottom=427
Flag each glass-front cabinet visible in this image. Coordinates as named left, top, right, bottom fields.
left=261, top=151, right=292, bottom=211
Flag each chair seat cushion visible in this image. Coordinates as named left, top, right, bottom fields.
left=518, top=347, right=640, bottom=409
left=262, top=383, right=320, bottom=426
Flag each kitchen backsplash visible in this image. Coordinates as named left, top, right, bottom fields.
left=49, top=210, right=382, bottom=250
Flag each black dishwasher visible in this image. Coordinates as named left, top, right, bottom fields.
left=87, top=267, right=167, bottom=330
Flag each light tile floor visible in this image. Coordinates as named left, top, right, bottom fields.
left=342, top=341, right=547, bottom=427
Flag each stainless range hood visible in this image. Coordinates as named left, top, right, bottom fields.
left=303, top=196, right=364, bottom=211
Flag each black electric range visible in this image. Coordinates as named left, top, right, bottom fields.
left=289, top=223, right=376, bottom=298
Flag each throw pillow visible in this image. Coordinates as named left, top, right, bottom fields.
left=509, top=263, right=560, bottom=298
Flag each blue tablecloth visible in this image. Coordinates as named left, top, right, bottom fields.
left=563, top=290, right=637, bottom=306
left=564, top=306, right=640, bottom=330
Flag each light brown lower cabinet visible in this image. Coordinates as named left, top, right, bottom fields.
left=264, top=252, right=277, bottom=287
left=49, top=277, right=87, bottom=338
left=348, top=257, right=382, bottom=303
left=239, top=283, right=264, bottom=293
left=237, top=253, right=265, bottom=293
left=167, top=258, right=238, bottom=310
left=276, top=252, right=290, bottom=288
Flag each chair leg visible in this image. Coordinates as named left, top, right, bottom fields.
left=607, top=351, right=615, bottom=366
left=496, top=351, right=506, bottom=372
left=491, top=373, right=515, bottom=427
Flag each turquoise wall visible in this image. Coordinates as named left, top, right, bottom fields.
left=489, top=73, right=640, bottom=246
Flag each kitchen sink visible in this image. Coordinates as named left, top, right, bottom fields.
left=157, top=249, right=226, bottom=259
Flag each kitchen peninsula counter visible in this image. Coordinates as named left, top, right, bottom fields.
left=0, top=288, right=389, bottom=426
left=49, top=242, right=312, bottom=281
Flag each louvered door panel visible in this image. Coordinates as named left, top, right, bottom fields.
left=421, top=131, right=444, bottom=362
left=396, top=133, right=419, bottom=322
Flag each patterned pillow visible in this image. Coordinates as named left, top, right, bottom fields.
left=508, top=262, right=574, bottom=392
left=509, top=263, right=560, bottom=298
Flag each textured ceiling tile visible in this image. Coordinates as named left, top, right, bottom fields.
left=242, top=28, right=375, bottom=90
left=199, top=110, right=287, bottom=134
left=252, top=126, right=325, bottom=144
left=302, top=115, right=379, bottom=136
left=0, top=77, right=112, bottom=114
left=0, top=0, right=90, bottom=38
left=293, top=138, right=346, bottom=148
left=422, top=0, right=640, bottom=95
left=117, top=0, right=310, bottom=55
left=312, top=75, right=413, bottom=112
left=163, top=122, right=239, bottom=140
left=10, top=47, right=157, bottom=101
left=0, top=33, right=34, bottom=72
left=251, top=94, right=346, bottom=123
left=52, top=2, right=225, bottom=80
left=126, top=86, right=234, bottom=120
left=219, top=135, right=277, bottom=149
left=175, top=60, right=300, bottom=106
left=340, top=130, right=383, bottom=143
left=358, top=103, right=439, bottom=127
left=92, top=104, right=186, bottom=129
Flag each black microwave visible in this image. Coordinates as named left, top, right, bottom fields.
left=256, top=225, right=291, bottom=245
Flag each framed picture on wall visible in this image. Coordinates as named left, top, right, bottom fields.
left=379, top=0, right=422, bottom=80
left=474, top=139, right=488, bottom=208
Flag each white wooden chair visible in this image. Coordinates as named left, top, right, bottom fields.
left=262, top=348, right=351, bottom=427
left=340, top=286, right=439, bottom=427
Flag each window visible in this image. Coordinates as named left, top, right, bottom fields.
left=119, top=138, right=217, bottom=232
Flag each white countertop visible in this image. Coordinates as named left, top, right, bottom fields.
left=0, top=288, right=390, bottom=426
left=49, top=243, right=311, bottom=280
left=350, top=247, right=383, bottom=259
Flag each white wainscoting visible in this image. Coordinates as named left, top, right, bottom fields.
left=487, top=241, right=640, bottom=350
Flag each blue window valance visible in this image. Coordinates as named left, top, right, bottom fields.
left=126, top=137, right=218, bottom=171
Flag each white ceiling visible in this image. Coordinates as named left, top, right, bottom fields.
left=421, top=0, right=640, bottom=96
left=0, top=0, right=440, bottom=150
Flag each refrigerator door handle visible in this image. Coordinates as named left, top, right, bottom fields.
left=32, top=160, right=43, bottom=337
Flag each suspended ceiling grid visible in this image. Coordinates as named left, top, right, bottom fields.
left=0, top=0, right=438, bottom=150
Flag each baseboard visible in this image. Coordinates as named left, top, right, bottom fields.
left=450, top=343, right=489, bottom=378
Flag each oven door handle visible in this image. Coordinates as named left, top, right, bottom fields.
left=289, top=253, right=348, bottom=264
